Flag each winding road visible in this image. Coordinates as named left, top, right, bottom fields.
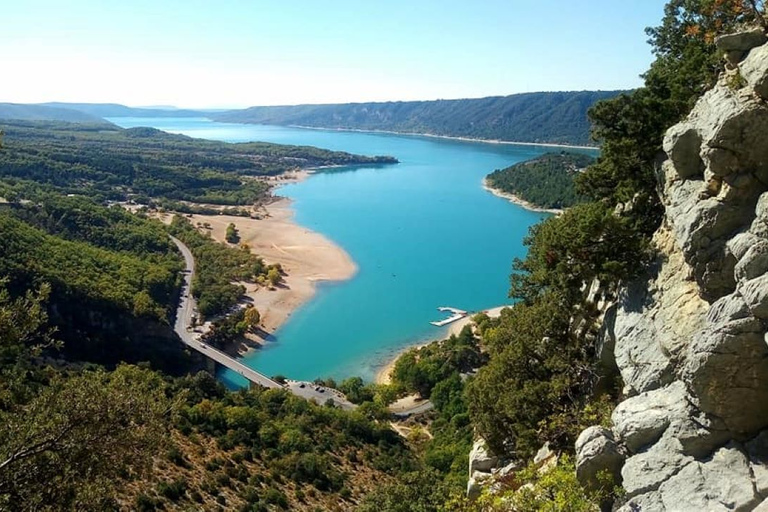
left=170, top=235, right=431, bottom=415
left=170, top=236, right=283, bottom=390
left=170, top=236, right=357, bottom=409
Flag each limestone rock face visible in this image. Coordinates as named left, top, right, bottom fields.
left=580, top=29, right=768, bottom=511
left=574, top=426, right=624, bottom=492
left=741, top=41, right=768, bottom=99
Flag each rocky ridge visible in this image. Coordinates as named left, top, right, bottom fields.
left=576, top=28, right=768, bottom=511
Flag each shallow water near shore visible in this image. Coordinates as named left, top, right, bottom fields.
left=110, top=117, right=597, bottom=384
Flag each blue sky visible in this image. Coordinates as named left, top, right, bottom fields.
left=1, top=0, right=668, bottom=108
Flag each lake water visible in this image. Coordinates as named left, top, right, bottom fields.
left=109, top=117, right=595, bottom=385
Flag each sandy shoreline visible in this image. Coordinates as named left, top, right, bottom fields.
left=184, top=196, right=357, bottom=355
left=288, top=124, right=599, bottom=151
left=373, top=305, right=512, bottom=385
left=482, top=178, right=563, bottom=215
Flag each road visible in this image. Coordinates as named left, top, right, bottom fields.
left=169, top=235, right=428, bottom=414
left=170, top=236, right=282, bottom=390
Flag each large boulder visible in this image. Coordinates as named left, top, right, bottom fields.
left=656, top=443, right=762, bottom=511
left=715, top=28, right=768, bottom=53
left=663, top=124, right=704, bottom=179
left=683, top=316, right=768, bottom=435
left=741, top=39, right=768, bottom=99
left=575, top=426, right=624, bottom=492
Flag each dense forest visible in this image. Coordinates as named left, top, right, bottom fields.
left=213, top=91, right=626, bottom=146
left=0, top=121, right=396, bottom=205
left=486, top=152, right=595, bottom=209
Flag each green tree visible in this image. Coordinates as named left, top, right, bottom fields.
left=225, top=222, right=240, bottom=244
left=0, top=365, right=177, bottom=511
left=243, top=306, right=261, bottom=330
left=0, top=281, right=57, bottom=407
left=267, top=267, right=282, bottom=287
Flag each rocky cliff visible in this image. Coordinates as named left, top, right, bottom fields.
left=576, top=28, right=768, bottom=511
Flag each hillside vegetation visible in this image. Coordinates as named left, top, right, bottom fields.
left=486, top=152, right=596, bottom=209
left=214, top=91, right=626, bottom=146
left=0, top=103, right=111, bottom=124
left=0, top=121, right=396, bottom=206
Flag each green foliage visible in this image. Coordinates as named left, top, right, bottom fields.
left=357, top=469, right=455, bottom=512
left=391, top=326, right=483, bottom=398
left=0, top=365, right=176, bottom=511
left=472, top=456, right=602, bottom=511
left=0, top=281, right=57, bottom=407
left=226, top=222, right=240, bottom=244
left=215, top=91, right=627, bottom=146
left=487, top=152, right=595, bottom=209
left=0, top=120, right=396, bottom=206
left=338, top=376, right=376, bottom=404
left=177, top=384, right=415, bottom=495
left=202, top=308, right=249, bottom=349
left=510, top=202, right=653, bottom=304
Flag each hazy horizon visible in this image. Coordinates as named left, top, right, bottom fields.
left=14, top=88, right=630, bottom=111
left=3, top=0, right=666, bottom=109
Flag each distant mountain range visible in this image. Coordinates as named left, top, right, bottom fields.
left=212, top=91, right=627, bottom=146
left=0, top=103, right=111, bottom=124
left=0, top=91, right=629, bottom=146
left=39, top=102, right=206, bottom=118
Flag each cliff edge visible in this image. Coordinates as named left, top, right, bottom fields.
left=576, top=28, right=768, bottom=511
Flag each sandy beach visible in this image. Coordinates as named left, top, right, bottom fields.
left=374, top=305, right=512, bottom=385
left=184, top=197, right=357, bottom=354
left=482, top=178, right=563, bottom=215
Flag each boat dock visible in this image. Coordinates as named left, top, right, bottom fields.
left=430, top=306, right=468, bottom=327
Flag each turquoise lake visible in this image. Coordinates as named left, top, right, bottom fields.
left=109, top=117, right=595, bottom=385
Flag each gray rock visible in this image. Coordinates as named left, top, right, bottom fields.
left=734, top=239, right=768, bottom=282
left=657, top=443, right=761, bottom=512
left=707, top=292, right=750, bottom=324
left=611, top=383, right=682, bottom=453
left=716, top=28, right=767, bottom=53
left=466, top=470, right=491, bottom=500
left=617, top=491, right=667, bottom=512
left=757, top=192, right=768, bottom=222
left=608, top=50, right=768, bottom=510
left=726, top=232, right=763, bottom=262
left=468, top=439, right=498, bottom=474
left=741, top=41, right=768, bottom=99
left=684, top=317, right=768, bottom=435
left=613, top=281, right=675, bottom=395
left=755, top=498, right=768, bottom=512
left=741, top=274, right=768, bottom=318
left=533, top=442, right=555, bottom=466
left=663, top=124, right=704, bottom=179
left=575, top=426, right=624, bottom=492
left=621, top=433, right=692, bottom=498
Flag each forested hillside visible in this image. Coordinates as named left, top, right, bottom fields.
left=40, top=102, right=207, bottom=118
left=0, top=121, right=396, bottom=205
left=214, top=91, right=626, bottom=146
left=0, top=103, right=110, bottom=124
left=486, top=152, right=595, bottom=209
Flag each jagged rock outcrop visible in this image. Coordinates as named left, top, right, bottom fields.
left=578, top=28, right=768, bottom=511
